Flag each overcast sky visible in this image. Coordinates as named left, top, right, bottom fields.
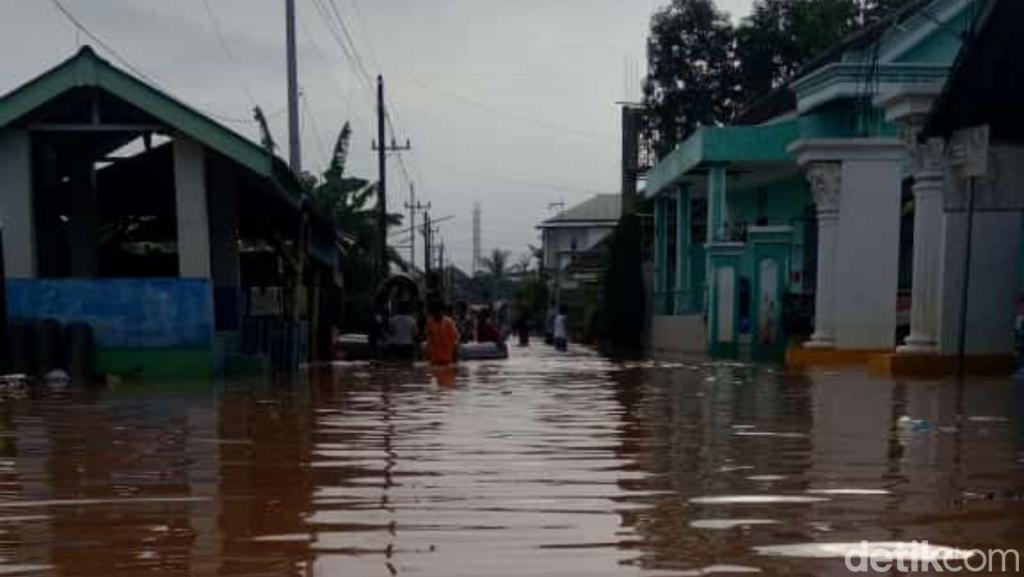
left=2, top=0, right=754, bottom=270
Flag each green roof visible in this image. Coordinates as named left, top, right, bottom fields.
left=645, top=120, right=798, bottom=197
left=0, top=46, right=300, bottom=200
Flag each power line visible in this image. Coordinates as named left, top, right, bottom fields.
left=324, top=0, right=374, bottom=84
left=347, top=0, right=382, bottom=72
left=295, top=3, right=374, bottom=137
left=319, top=0, right=419, bottom=189
left=48, top=0, right=158, bottom=85
left=401, top=74, right=615, bottom=141
left=48, top=0, right=255, bottom=127
left=198, top=0, right=257, bottom=110
left=300, top=91, right=329, bottom=172
left=458, top=170, right=616, bottom=196
left=305, top=0, right=418, bottom=192
left=307, top=0, right=373, bottom=94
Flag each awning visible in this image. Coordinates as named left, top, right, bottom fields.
left=645, top=120, right=799, bottom=197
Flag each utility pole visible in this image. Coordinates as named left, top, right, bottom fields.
left=285, top=0, right=300, bottom=172
left=404, top=183, right=430, bottom=271
left=472, top=202, right=481, bottom=275
left=371, top=75, right=411, bottom=285
left=422, top=212, right=432, bottom=275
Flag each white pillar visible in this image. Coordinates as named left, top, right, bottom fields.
left=898, top=137, right=946, bottom=354
left=174, top=138, right=211, bottom=279
left=0, top=130, right=35, bottom=278
left=791, top=138, right=905, bottom=350
left=805, top=162, right=841, bottom=349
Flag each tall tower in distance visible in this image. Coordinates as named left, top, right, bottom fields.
left=472, top=201, right=482, bottom=276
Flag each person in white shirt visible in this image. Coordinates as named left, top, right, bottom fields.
left=387, top=301, right=418, bottom=361
left=553, top=306, right=568, bottom=352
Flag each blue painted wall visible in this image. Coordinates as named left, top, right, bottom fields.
left=6, top=278, right=213, bottom=348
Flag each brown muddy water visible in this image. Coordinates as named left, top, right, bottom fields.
left=0, top=345, right=1020, bottom=576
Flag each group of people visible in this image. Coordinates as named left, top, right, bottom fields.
left=379, top=300, right=507, bottom=365
left=375, top=299, right=571, bottom=364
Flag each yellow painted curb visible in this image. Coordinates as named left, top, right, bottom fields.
left=867, top=352, right=1016, bottom=377
left=785, top=346, right=889, bottom=368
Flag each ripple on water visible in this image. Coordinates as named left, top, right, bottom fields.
left=689, top=519, right=780, bottom=530
left=0, top=564, right=52, bottom=575
left=806, top=488, right=890, bottom=496
left=675, top=564, right=763, bottom=575
left=690, top=495, right=830, bottom=505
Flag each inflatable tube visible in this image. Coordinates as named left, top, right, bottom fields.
left=459, top=342, right=508, bottom=360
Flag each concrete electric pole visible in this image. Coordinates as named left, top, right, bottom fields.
left=472, top=202, right=481, bottom=276
left=371, top=75, right=411, bottom=285
left=285, top=0, right=300, bottom=172
left=404, top=183, right=430, bottom=271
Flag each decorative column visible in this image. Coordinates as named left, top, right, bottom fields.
left=805, top=162, right=841, bottom=349
left=674, top=185, right=690, bottom=314
left=898, top=135, right=946, bottom=354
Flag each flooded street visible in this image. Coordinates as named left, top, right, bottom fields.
left=0, top=345, right=1021, bottom=576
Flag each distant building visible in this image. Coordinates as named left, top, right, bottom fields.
left=0, top=47, right=343, bottom=378
left=536, top=194, right=621, bottom=298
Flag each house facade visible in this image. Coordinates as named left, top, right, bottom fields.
left=645, top=0, right=1024, bottom=371
left=537, top=194, right=621, bottom=298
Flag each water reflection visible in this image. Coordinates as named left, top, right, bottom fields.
left=0, top=346, right=1016, bottom=575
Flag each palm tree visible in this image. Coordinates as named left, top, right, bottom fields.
left=479, top=249, right=511, bottom=281
left=307, top=122, right=403, bottom=259
left=304, top=122, right=403, bottom=329
left=513, top=252, right=533, bottom=274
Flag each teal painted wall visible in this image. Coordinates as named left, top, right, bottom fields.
left=798, top=100, right=898, bottom=139
left=893, top=8, right=973, bottom=64
left=726, top=176, right=811, bottom=294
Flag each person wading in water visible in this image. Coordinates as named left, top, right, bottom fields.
left=426, top=300, right=460, bottom=366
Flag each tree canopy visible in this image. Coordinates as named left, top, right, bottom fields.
left=643, top=0, right=914, bottom=156
left=643, top=0, right=738, bottom=159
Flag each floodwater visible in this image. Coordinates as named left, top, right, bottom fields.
left=0, top=345, right=1021, bottom=576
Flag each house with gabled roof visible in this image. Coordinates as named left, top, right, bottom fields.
left=536, top=194, right=621, bottom=298
left=0, top=47, right=342, bottom=379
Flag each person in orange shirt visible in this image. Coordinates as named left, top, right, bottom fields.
left=425, top=300, right=460, bottom=366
